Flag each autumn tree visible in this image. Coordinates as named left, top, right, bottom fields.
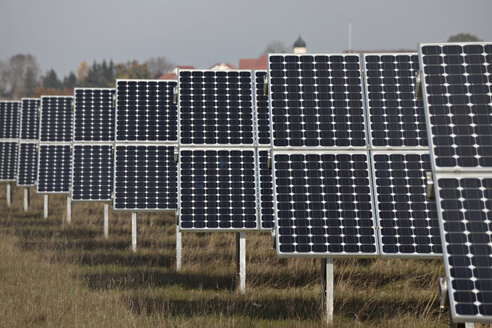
left=76, top=61, right=90, bottom=81
left=448, top=33, right=483, bottom=42
left=114, top=60, right=152, bottom=79
left=0, top=53, right=41, bottom=99
left=263, top=41, right=289, bottom=54
left=146, top=56, right=175, bottom=78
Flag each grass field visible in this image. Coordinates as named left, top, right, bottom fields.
left=0, top=183, right=457, bottom=327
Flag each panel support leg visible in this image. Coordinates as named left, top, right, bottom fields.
left=321, top=258, right=334, bottom=324
left=23, top=187, right=29, bottom=212
left=176, top=225, right=182, bottom=272
left=235, top=232, right=246, bottom=294
left=43, top=195, right=49, bottom=218
left=66, top=196, right=71, bottom=224
left=6, top=183, right=11, bottom=207
left=103, top=203, right=109, bottom=239
left=131, top=212, right=137, bottom=253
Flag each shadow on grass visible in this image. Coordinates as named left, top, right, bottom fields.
left=123, top=294, right=320, bottom=321
left=82, top=269, right=236, bottom=291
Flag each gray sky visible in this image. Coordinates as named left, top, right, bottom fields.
left=1, top=0, right=491, bottom=77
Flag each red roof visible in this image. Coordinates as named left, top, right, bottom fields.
left=239, top=54, right=267, bottom=70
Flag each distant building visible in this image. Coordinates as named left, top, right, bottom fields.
left=293, top=35, right=307, bottom=54
left=159, top=65, right=195, bottom=80
left=209, top=62, right=236, bottom=70
left=238, top=54, right=267, bottom=70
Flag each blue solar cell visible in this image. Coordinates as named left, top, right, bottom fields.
left=0, top=142, right=18, bottom=181
left=255, top=71, right=270, bottom=146
left=179, top=149, right=257, bottom=230
left=37, top=145, right=71, bottom=193
left=71, top=145, right=113, bottom=201
left=115, top=80, right=177, bottom=142
left=17, top=143, right=37, bottom=186
left=0, top=101, right=20, bottom=139
left=73, top=89, right=114, bottom=142
left=178, top=70, right=254, bottom=146
left=39, top=96, right=73, bottom=142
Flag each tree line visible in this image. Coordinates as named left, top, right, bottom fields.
left=0, top=55, right=175, bottom=100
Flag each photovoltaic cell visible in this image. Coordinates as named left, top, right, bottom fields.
left=39, top=96, right=73, bottom=142
left=73, top=88, right=114, bottom=142
left=17, top=143, right=38, bottom=186
left=0, top=142, right=18, bottom=181
left=71, top=145, right=113, bottom=201
left=436, top=175, right=492, bottom=321
left=364, top=54, right=428, bottom=148
left=19, top=99, right=39, bottom=140
left=372, top=152, right=441, bottom=256
left=258, top=149, right=274, bottom=230
left=420, top=43, right=492, bottom=170
left=0, top=101, right=20, bottom=139
left=268, top=54, right=366, bottom=148
left=113, top=145, right=177, bottom=210
left=273, top=151, right=377, bottom=257
left=178, top=70, right=254, bottom=146
left=115, top=80, right=177, bottom=142
left=255, top=70, right=270, bottom=146
left=37, top=145, right=71, bottom=193
left=179, top=149, right=257, bottom=230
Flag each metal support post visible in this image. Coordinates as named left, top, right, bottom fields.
left=23, top=187, right=29, bottom=212
left=235, top=232, right=246, bottom=294
left=131, top=212, right=137, bottom=253
left=66, top=196, right=71, bottom=224
left=104, top=203, right=109, bottom=239
left=321, top=258, right=334, bottom=324
left=176, top=225, right=182, bottom=272
left=6, top=183, right=11, bottom=206
left=44, top=195, right=49, bottom=218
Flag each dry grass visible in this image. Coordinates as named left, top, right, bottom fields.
left=0, top=183, right=451, bottom=327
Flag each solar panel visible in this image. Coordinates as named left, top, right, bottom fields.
left=178, top=70, right=254, bottom=146
left=0, top=142, right=18, bottom=181
left=115, top=80, right=177, bottom=142
left=113, top=145, right=177, bottom=210
left=257, top=149, right=274, bottom=230
left=419, top=42, right=492, bottom=323
left=179, top=148, right=257, bottom=231
left=113, top=80, right=178, bottom=211
left=73, top=88, right=114, bottom=142
left=435, top=174, right=492, bottom=322
left=39, top=97, right=73, bottom=142
left=254, top=70, right=270, bottom=146
left=268, top=54, right=366, bottom=148
left=420, top=43, right=492, bottom=170
left=363, top=54, right=428, bottom=148
left=37, top=145, right=71, bottom=193
left=37, top=96, right=73, bottom=194
left=0, top=101, right=20, bottom=139
left=272, top=151, right=377, bottom=256
left=71, top=145, right=113, bottom=201
left=17, top=143, right=38, bottom=186
left=71, top=88, right=115, bottom=201
left=372, top=151, right=441, bottom=256
left=16, top=98, right=40, bottom=187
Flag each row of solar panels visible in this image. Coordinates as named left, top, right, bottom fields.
left=0, top=42, right=490, bottom=323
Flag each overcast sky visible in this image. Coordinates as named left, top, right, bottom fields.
left=1, top=0, right=491, bottom=77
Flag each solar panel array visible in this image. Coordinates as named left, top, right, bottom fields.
left=71, top=88, right=114, bottom=201
left=268, top=54, right=377, bottom=257
left=420, top=42, right=492, bottom=322
left=0, top=101, right=20, bottom=181
left=17, top=98, right=40, bottom=186
left=178, top=70, right=258, bottom=231
left=37, top=96, right=73, bottom=193
left=113, top=80, right=178, bottom=211
left=363, top=54, right=442, bottom=258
